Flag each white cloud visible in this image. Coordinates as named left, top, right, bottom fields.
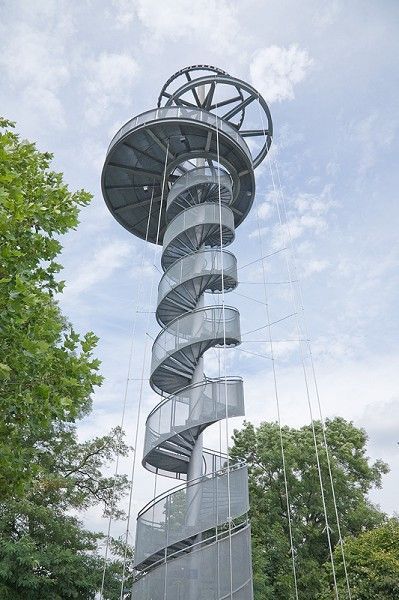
left=326, top=161, right=340, bottom=176
left=110, top=0, right=135, bottom=29
left=84, top=52, right=139, bottom=126
left=312, top=333, right=363, bottom=362
left=338, top=250, right=398, bottom=286
left=334, top=248, right=399, bottom=330
left=361, top=398, right=399, bottom=452
left=86, top=52, right=139, bottom=97
left=0, top=6, right=140, bottom=130
left=271, top=339, right=300, bottom=361
left=300, top=257, right=329, bottom=278
left=25, top=86, right=67, bottom=130
left=134, top=0, right=241, bottom=54
left=250, top=45, right=313, bottom=104
left=249, top=185, right=333, bottom=279
left=64, top=240, right=132, bottom=298
left=0, top=24, right=70, bottom=90
left=312, top=0, right=342, bottom=29
left=257, top=201, right=273, bottom=220
left=129, top=258, right=155, bottom=280
left=272, top=212, right=325, bottom=248
left=251, top=189, right=332, bottom=247
left=272, top=184, right=335, bottom=248
left=350, top=111, right=398, bottom=175
left=81, top=139, right=107, bottom=172
left=295, top=186, right=334, bottom=215
left=0, top=19, right=72, bottom=128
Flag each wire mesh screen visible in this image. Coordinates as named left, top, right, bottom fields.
left=144, top=377, right=244, bottom=466
left=135, top=464, right=249, bottom=567
left=132, top=524, right=253, bottom=600
left=161, top=203, right=236, bottom=270
left=166, top=167, right=233, bottom=221
left=157, top=248, right=238, bottom=324
left=151, top=306, right=241, bottom=374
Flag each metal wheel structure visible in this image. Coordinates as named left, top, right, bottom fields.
left=102, top=66, right=272, bottom=599
left=158, top=65, right=246, bottom=130
left=158, top=65, right=229, bottom=106
left=158, top=68, right=273, bottom=168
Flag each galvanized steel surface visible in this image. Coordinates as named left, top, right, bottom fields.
left=102, top=66, right=272, bottom=599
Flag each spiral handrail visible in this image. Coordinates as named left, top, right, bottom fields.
left=102, top=65, right=272, bottom=599
left=133, top=164, right=251, bottom=593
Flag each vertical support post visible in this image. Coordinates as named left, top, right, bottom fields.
left=105, top=68, right=273, bottom=600
left=187, top=81, right=207, bottom=492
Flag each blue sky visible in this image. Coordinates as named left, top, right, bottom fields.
left=1, top=0, right=398, bottom=539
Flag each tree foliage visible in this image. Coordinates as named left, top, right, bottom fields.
left=0, top=119, right=130, bottom=598
left=0, top=117, right=102, bottom=496
left=231, top=417, right=389, bottom=599
left=1, top=118, right=395, bottom=598
left=321, top=519, right=399, bottom=600
left=0, top=425, right=132, bottom=599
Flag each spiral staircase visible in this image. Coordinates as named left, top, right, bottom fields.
left=102, top=65, right=273, bottom=599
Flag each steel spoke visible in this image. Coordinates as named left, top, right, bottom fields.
left=241, top=129, right=271, bottom=137
left=209, top=95, right=242, bottom=110
left=108, top=162, right=163, bottom=179
left=123, top=141, right=164, bottom=166
left=183, top=69, right=202, bottom=106
left=115, top=196, right=162, bottom=212
left=171, top=96, right=196, bottom=108
left=146, top=129, right=177, bottom=163
left=203, top=82, right=216, bottom=110
left=105, top=183, right=159, bottom=190
left=191, top=85, right=201, bottom=108
left=222, top=94, right=256, bottom=121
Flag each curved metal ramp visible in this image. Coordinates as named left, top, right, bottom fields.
left=134, top=163, right=250, bottom=592
left=102, top=65, right=273, bottom=600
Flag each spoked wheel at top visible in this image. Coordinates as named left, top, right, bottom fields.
left=157, top=65, right=273, bottom=168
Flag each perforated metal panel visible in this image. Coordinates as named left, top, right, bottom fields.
left=102, top=66, right=273, bottom=600
left=135, top=464, right=249, bottom=567
left=161, top=203, right=235, bottom=270
left=150, top=306, right=241, bottom=395
left=166, top=167, right=233, bottom=221
left=143, top=377, right=244, bottom=474
left=132, top=524, right=254, bottom=600
left=157, top=249, right=238, bottom=326
left=108, top=107, right=252, bottom=159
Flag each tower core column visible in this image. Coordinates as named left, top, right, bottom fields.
left=102, top=65, right=273, bottom=599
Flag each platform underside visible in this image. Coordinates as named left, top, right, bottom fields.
left=101, top=107, right=255, bottom=244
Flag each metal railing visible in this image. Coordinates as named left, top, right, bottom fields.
left=107, top=106, right=252, bottom=162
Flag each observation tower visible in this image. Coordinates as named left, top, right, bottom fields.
left=102, top=65, right=273, bottom=599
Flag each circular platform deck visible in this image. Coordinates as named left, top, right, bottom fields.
left=101, top=106, right=255, bottom=244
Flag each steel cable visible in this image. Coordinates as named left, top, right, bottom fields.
left=215, top=112, right=234, bottom=600
left=267, top=148, right=339, bottom=599
left=99, top=183, right=156, bottom=600
left=274, top=159, right=352, bottom=599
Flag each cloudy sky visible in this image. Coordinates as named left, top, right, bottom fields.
left=1, top=0, right=398, bottom=542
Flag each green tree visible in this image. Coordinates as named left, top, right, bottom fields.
left=0, top=119, right=131, bottom=598
left=320, top=519, right=399, bottom=600
left=230, top=417, right=389, bottom=599
left=0, top=501, right=128, bottom=600
left=0, top=117, right=101, bottom=496
left=0, top=427, right=132, bottom=599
